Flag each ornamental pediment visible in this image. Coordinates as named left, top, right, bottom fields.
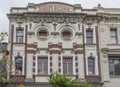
left=34, top=2, right=75, bottom=12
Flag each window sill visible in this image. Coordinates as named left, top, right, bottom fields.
left=12, top=75, right=25, bottom=76
left=107, top=44, right=120, bottom=46
left=85, top=43, right=96, bottom=45
left=13, top=42, right=25, bottom=44
left=110, top=75, right=120, bottom=78
left=86, top=75, right=100, bottom=77
left=34, top=74, right=50, bottom=77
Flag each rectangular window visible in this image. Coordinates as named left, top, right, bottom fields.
left=110, top=29, right=117, bottom=44
left=16, top=28, right=24, bottom=43
left=63, top=57, right=73, bottom=75
left=88, top=57, right=95, bottom=75
left=108, top=56, right=120, bottom=75
left=86, top=29, right=93, bottom=44
left=15, top=57, right=23, bottom=75
left=38, top=56, right=48, bottom=75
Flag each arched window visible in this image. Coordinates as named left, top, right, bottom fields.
left=37, top=30, right=48, bottom=39
left=36, top=27, right=50, bottom=40
left=15, top=56, right=23, bottom=74
left=62, top=30, right=72, bottom=40
left=88, top=56, right=95, bottom=75
left=60, top=27, right=75, bottom=40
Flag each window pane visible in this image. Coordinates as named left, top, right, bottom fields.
left=38, top=57, right=48, bottom=75
left=16, top=29, right=24, bottom=43
left=86, top=30, right=93, bottom=44
left=15, top=57, right=23, bottom=74
left=108, top=56, right=120, bottom=75
left=37, top=29, right=48, bottom=39
left=88, top=57, right=95, bottom=75
left=88, top=58, right=94, bottom=66
left=87, top=38, right=92, bottom=44
left=38, top=63, right=42, bottom=73
left=17, top=37, right=23, bottom=43
left=44, top=63, right=48, bottom=74
left=111, top=37, right=117, bottom=44
left=68, top=63, right=73, bottom=74
left=63, top=57, right=73, bottom=75
left=86, top=31, right=92, bottom=37
left=17, top=29, right=24, bottom=36
left=111, top=30, right=116, bottom=36
left=88, top=67, right=94, bottom=75
left=63, top=63, right=67, bottom=74
left=110, top=29, right=117, bottom=44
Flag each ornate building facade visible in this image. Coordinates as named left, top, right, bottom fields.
left=7, top=2, right=120, bottom=87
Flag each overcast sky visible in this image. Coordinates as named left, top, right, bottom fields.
left=0, top=0, right=120, bottom=33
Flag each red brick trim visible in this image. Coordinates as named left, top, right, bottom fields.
left=26, top=50, right=36, bottom=54
left=27, top=44, right=37, bottom=48
left=33, top=62, right=35, bottom=66
left=33, top=68, right=35, bottom=73
left=50, top=56, right=52, bottom=61
left=74, top=50, right=84, bottom=54
left=73, top=44, right=83, bottom=49
left=50, top=50, right=61, bottom=54
left=12, top=75, right=25, bottom=82
left=86, top=76, right=101, bottom=83
left=58, top=62, right=61, bottom=66
left=76, top=68, right=78, bottom=73
left=76, top=62, right=78, bottom=67
left=48, top=44, right=62, bottom=49
left=50, top=68, right=53, bottom=73
left=95, top=26, right=101, bottom=76
left=58, top=68, right=61, bottom=73
left=50, top=62, right=52, bottom=66
left=75, top=56, right=78, bottom=61
left=10, top=25, right=14, bottom=62
left=82, top=25, right=86, bottom=76
left=33, top=56, right=36, bottom=60
left=24, top=25, right=28, bottom=78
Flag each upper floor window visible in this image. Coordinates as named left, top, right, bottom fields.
left=86, top=29, right=93, bottom=44
left=60, top=26, right=75, bottom=41
left=108, top=56, right=120, bottom=75
left=63, top=56, right=73, bottom=75
left=15, top=56, right=23, bottom=75
left=36, top=26, right=50, bottom=40
left=62, top=30, right=72, bottom=40
left=88, top=57, right=95, bottom=75
left=110, top=29, right=118, bottom=44
left=38, top=56, right=48, bottom=75
left=16, top=28, right=24, bottom=43
left=37, top=29, right=49, bottom=39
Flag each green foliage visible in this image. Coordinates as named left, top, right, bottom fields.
left=48, top=72, right=98, bottom=87
left=0, top=32, right=9, bottom=83
left=0, top=32, right=8, bottom=46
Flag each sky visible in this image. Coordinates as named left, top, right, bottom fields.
left=0, top=0, right=120, bottom=33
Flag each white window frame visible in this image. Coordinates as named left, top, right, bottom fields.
left=35, top=54, right=50, bottom=75
left=110, top=28, right=118, bottom=44
left=14, top=24, right=25, bottom=43
left=12, top=55, right=25, bottom=75
left=61, top=54, right=75, bottom=75
left=86, top=56, right=98, bottom=75
left=84, top=24, right=96, bottom=44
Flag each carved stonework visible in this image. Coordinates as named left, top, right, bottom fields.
left=101, top=48, right=109, bottom=54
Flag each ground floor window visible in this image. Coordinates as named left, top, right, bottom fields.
left=15, top=57, right=23, bottom=74
left=63, top=56, right=73, bottom=75
left=38, top=56, right=48, bottom=75
left=108, top=56, right=120, bottom=75
left=88, top=57, right=95, bottom=75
